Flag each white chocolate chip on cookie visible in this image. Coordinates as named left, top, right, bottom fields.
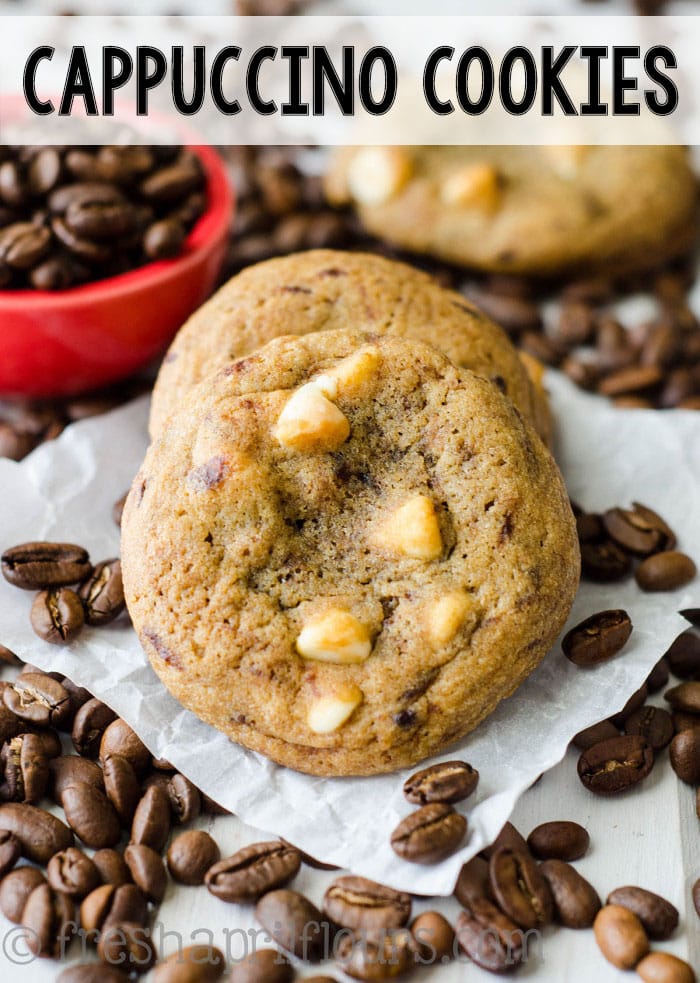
left=327, top=346, right=381, bottom=394
left=544, top=145, right=588, bottom=179
left=296, top=609, right=372, bottom=665
left=347, top=148, right=413, bottom=205
left=441, top=164, right=500, bottom=210
left=273, top=382, right=350, bottom=452
left=307, top=683, right=363, bottom=733
left=373, top=495, right=443, bottom=560
left=427, top=589, right=476, bottom=646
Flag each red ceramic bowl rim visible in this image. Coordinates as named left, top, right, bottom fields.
left=0, top=140, right=233, bottom=308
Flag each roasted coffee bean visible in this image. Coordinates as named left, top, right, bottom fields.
left=27, top=147, right=61, bottom=196
left=103, top=753, right=141, bottom=825
left=167, top=772, right=201, bottom=824
left=62, top=678, right=92, bottom=719
left=151, top=757, right=175, bottom=771
left=279, top=838, right=339, bottom=871
left=480, top=820, right=530, bottom=860
left=255, top=889, right=330, bottom=961
left=65, top=193, right=136, bottom=240
left=4, top=671, right=71, bottom=727
left=49, top=754, right=104, bottom=804
left=0, top=829, right=20, bottom=876
left=540, top=859, right=601, bottom=929
left=636, top=552, right=697, bottom=592
left=167, top=829, right=220, bottom=886
left=0, top=221, right=51, bottom=269
left=602, top=506, right=670, bottom=556
left=25, top=725, right=61, bottom=760
left=669, top=728, right=700, bottom=784
left=630, top=503, right=677, bottom=550
left=78, top=559, right=125, bottom=626
left=153, top=944, right=226, bottom=983
left=0, top=732, right=49, bottom=803
left=562, top=609, right=632, bottom=666
left=0, top=643, right=21, bottom=665
left=411, top=910, right=455, bottom=964
left=390, top=803, right=466, bottom=864
left=489, top=847, right=553, bottom=929
left=72, top=697, right=118, bottom=757
left=100, top=718, right=152, bottom=776
left=674, top=710, right=700, bottom=734
left=464, top=288, right=541, bottom=335
left=572, top=719, right=620, bottom=750
left=205, top=840, right=300, bottom=903
left=80, top=882, right=148, bottom=935
left=403, top=760, right=478, bottom=805
left=140, top=157, right=202, bottom=204
left=47, top=846, right=100, bottom=899
left=606, top=886, right=678, bottom=940
left=609, top=684, right=649, bottom=726
left=97, top=921, right=157, bottom=975
left=1, top=541, right=90, bottom=589
left=0, top=865, right=45, bottom=923
left=455, top=897, right=524, bottom=973
left=92, top=848, right=132, bottom=887
left=143, top=218, right=186, bottom=260
left=665, top=681, right=700, bottom=714
left=680, top=608, right=700, bottom=628
left=664, top=630, right=700, bottom=678
left=30, top=587, right=85, bottom=643
left=0, top=801, right=73, bottom=862
left=577, top=735, right=654, bottom=795
left=21, top=882, right=76, bottom=959
left=61, top=781, right=122, bottom=848
left=526, top=821, right=589, bottom=861
left=581, top=539, right=632, bottom=582
left=57, top=964, right=130, bottom=983
left=131, top=784, right=171, bottom=851
left=624, top=706, right=674, bottom=751
left=599, top=365, right=663, bottom=397
left=646, top=657, right=670, bottom=692
left=576, top=512, right=604, bottom=543
left=593, top=903, right=649, bottom=969
left=454, top=856, right=493, bottom=905
left=335, top=928, right=416, bottom=981
left=323, top=875, right=411, bottom=931
left=636, top=952, right=696, bottom=983
left=228, top=947, right=291, bottom=983
left=124, top=843, right=167, bottom=903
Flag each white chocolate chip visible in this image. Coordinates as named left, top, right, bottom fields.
left=296, top=609, right=372, bottom=665
left=347, top=148, right=413, bottom=205
left=307, top=683, right=363, bottom=733
left=273, top=382, right=350, bottom=452
left=312, top=373, right=339, bottom=400
left=441, top=164, right=500, bottom=210
left=373, top=495, right=443, bottom=561
left=427, top=590, right=475, bottom=645
left=327, top=347, right=380, bottom=394
left=544, top=145, right=588, bottom=179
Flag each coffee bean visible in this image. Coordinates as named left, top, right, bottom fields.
left=593, top=903, right=649, bottom=969
left=602, top=507, right=666, bottom=556
left=143, top=218, right=186, bottom=260
left=47, top=846, right=100, bottom=899
left=167, top=772, right=201, bottom=824
left=279, top=838, right=339, bottom=871
left=0, top=801, right=73, bottom=862
left=606, top=886, right=678, bottom=940
left=669, top=728, right=700, bottom=783
left=455, top=897, right=524, bottom=973
left=665, top=681, right=700, bottom=714
left=576, top=512, right=604, bottom=543
left=78, top=559, right=125, bottom=626
left=65, top=193, right=136, bottom=240
left=72, top=697, right=118, bottom=757
left=255, top=888, right=330, bottom=961
left=0, top=732, right=49, bottom=803
left=465, top=288, right=541, bottom=335
left=680, top=608, right=700, bottom=628
left=540, top=859, right=601, bottom=929
left=673, top=711, right=700, bottom=734
left=411, top=910, right=455, bottom=964
left=636, top=552, right=697, bottom=592
left=100, top=718, right=152, bottom=776
left=624, top=706, right=674, bottom=751
left=480, top=820, right=530, bottom=860
left=0, top=865, right=45, bottom=923
left=489, top=847, right=553, bottom=929
left=131, top=784, right=171, bottom=852
left=646, top=657, right=670, bottom=692
left=80, top=882, right=148, bottom=934
left=1, top=541, right=91, bottom=589
left=562, top=609, right=632, bottom=666
left=390, top=803, right=466, bottom=864
left=609, top=684, right=649, bottom=726
left=4, top=671, right=71, bottom=728
left=0, top=703, right=21, bottom=748
left=27, top=148, right=62, bottom=196
left=63, top=678, right=92, bottom=719
left=57, top=965, right=130, bottom=983
left=92, top=848, right=132, bottom=887
left=581, top=539, right=632, bottom=582
left=205, top=840, right=300, bottom=903
left=571, top=719, right=620, bottom=750
left=577, top=735, right=654, bottom=795
left=0, top=829, right=20, bottom=877
left=453, top=856, right=493, bottom=906
left=167, top=829, right=220, bottom=886
left=103, top=753, right=141, bottom=825
left=124, top=844, right=167, bottom=903
left=153, top=944, right=226, bottom=983
left=21, top=882, right=76, bottom=959
left=526, top=821, right=589, bottom=861
left=62, top=781, right=122, bottom=848
left=664, top=630, right=700, bottom=678
left=599, top=365, right=663, bottom=397
left=636, top=952, right=696, bottom=983
left=0, top=221, right=51, bottom=269
left=403, top=760, right=478, bottom=805
left=323, top=875, right=411, bottom=931
left=335, top=928, right=416, bottom=981
left=31, top=587, right=85, bottom=643
left=49, top=755, right=104, bottom=805
left=97, top=921, right=157, bottom=975
left=0, top=643, right=21, bottom=665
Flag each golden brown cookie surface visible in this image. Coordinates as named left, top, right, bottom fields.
left=149, top=250, right=550, bottom=442
left=123, top=330, right=579, bottom=777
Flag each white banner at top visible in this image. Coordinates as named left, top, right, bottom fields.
left=0, top=15, right=699, bottom=145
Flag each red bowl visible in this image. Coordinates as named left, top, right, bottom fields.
left=0, top=144, right=233, bottom=399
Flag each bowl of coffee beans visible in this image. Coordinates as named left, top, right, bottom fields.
left=0, top=141, right=233, bottom=398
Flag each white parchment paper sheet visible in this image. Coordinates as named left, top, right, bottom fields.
left=0, top=372, right=697, bottom=895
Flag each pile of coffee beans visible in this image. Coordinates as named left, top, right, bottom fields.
left=1, top=542, right=126, bottom=644
left=0, top=145, right=207, bottom=290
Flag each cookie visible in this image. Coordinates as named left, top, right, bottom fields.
left=324, top=147, right=697, bottom=278
left=148, top=250, right=551, bottom=443
left=122, top=330, right=579, bottom=777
